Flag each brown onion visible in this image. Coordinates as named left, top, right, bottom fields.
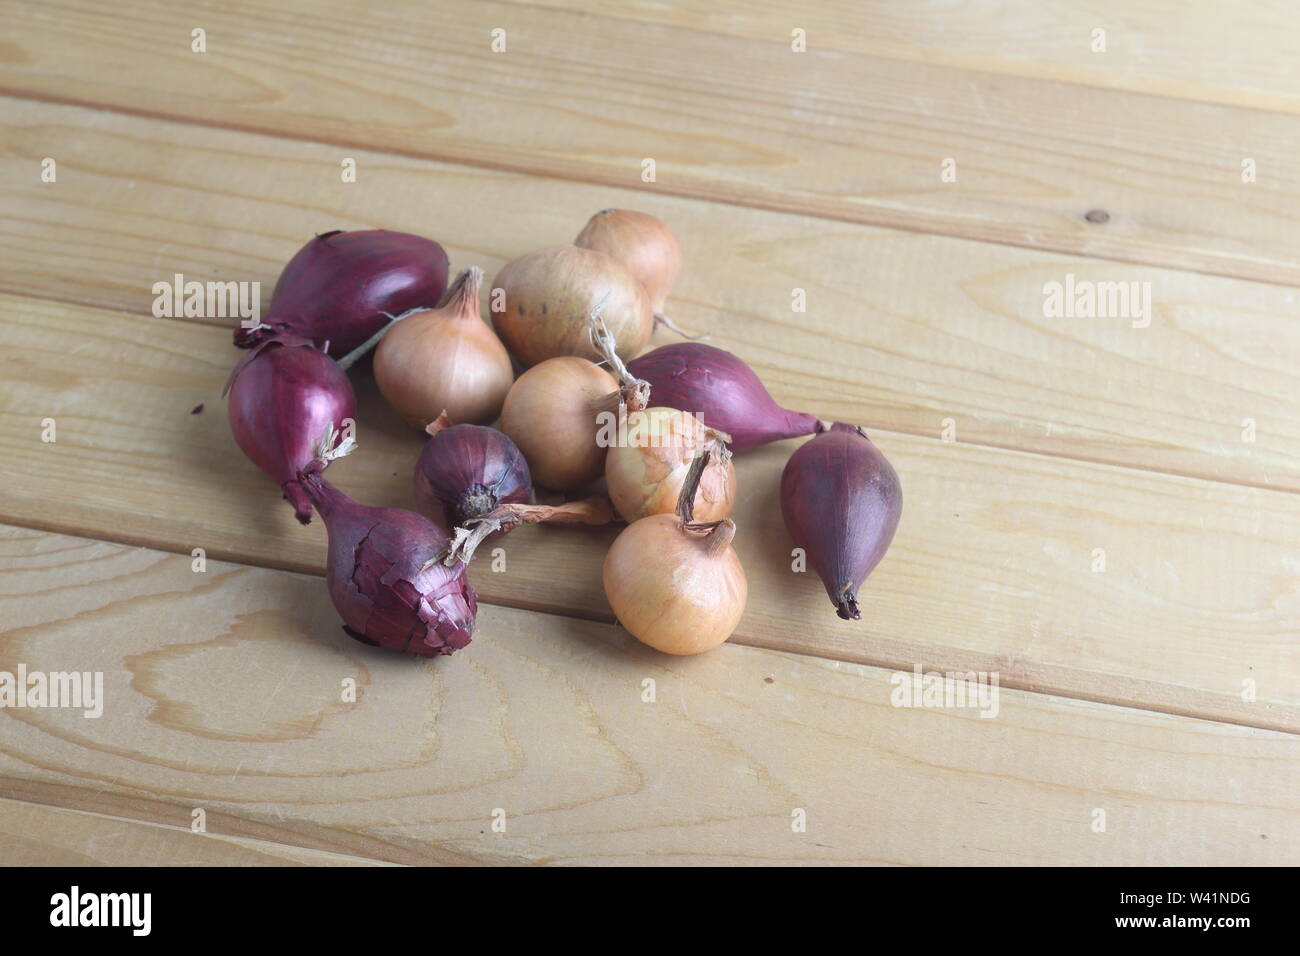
left=604, top=408, right=735, bottom=523
left=499, top=356, right=616, bottom=490
left=603, top=452, right=747, bottom=655
left=373, top=267, right=513, bottom=428
left=575, top=209, right=682, bottom=315
left=490, top=245, right=653, bottom=367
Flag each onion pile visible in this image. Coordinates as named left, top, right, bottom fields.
left=221, top=211, right=902, bottom=662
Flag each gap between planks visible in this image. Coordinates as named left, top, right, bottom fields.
left=2, top=506, right=1293, bottom=739
left=2, top=84, right=1297, bottom=292
left=0, top=782, right=436, bottom=867
left=491, top=0, right=1300, bottom=119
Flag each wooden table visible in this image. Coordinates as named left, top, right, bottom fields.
left=0, top=1, right=1296, bottom=866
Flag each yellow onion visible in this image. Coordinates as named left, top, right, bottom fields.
left=499, top=356, right=617, bottom=490
left=603, top=453, right=747, bottom=655
left=373, top=266, right=514, bottom=428
left=575, top=209, right=682, bottom=314
left=604, top=408, right=735, bottom=522
left=491, top=245, right=653, bottom=367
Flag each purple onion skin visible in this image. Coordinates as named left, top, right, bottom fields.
left=626, top=343, right=822, bottom=454
left=225, top=338, right=356, bottom=525
left=300, top=471, right=477, bottom=657
left=780, top=423, right=901, bottom=621
left=414, top=424, right=532, bottom=529
left=234, top=230, right=450, bottom=358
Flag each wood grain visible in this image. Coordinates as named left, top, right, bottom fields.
left=514, top=0, right=1300, bottom=113
left=0, top=294, right=1296, bottom=731
left=3, top=98, right=1298, bottom=494
left=1, top=524, right=1295, bottom=866
left=1, top=2, right=1298, bottom=283
left=0, top=798, right=393, bottom=866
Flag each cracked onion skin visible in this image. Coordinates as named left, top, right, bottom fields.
left=234, top=229, right=449, bottom=359
left=224, top=336, right=356, bottom=525
left=626, top=343, right=822, bottom=454
left=300, top=469, right=477, bottom=657
left=780, top=423, right=901, bottom=621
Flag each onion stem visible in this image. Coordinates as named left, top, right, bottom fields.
left=653, top=312, right=709, bottom=340
left=335, top=306, right=430, bottom=370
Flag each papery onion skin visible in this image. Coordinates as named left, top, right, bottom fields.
left=225, top=337, right=356, bottom=524
left=575, top=209, right=682, bottom=314
left=234, top=230, right=449, bottom=358
left=374, top=267, right=514, bottom=427
left=603, top=514, right=747, bottom=655
left=491, top=245, right=653, bottom=367
left=780, top=423, right=901, bottom=621
left=605, top=408, right=735, bottom=522
left=627, top=343, right=823, bottom=454
left=299, top=470, right=477, bottom=657
left=499, top=356, right=617, bottom=490
left=414, top=423, right=532, bottom=529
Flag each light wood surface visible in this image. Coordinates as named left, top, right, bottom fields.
left=1, top=2, right=1299, bottom=284
left=0, top=798, right=392, bottom=866
left=2, top=294, right=1297, bottom=732
left=0, top=526, right=1295, bottom=866
left=0, top=2, right=1295, bottom=865
left=516, top=0, right=1300, bottom=112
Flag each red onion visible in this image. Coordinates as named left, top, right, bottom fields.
left=626, top=343, right=823, bottom=454
left=415, top=414, right=613, bottom=563
left=414, top=416, right=532, bottom=529
left=298, top=467, right=477, bottom=657
left=234, top=230, right=449, bottom=359
left=780, top=424, right=901, bottom=621
left=224, top=336, right=356, bottom=524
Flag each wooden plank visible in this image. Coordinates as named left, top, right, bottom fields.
left=1, top=2, right=1299, bottom=283
left=516, top=0, right=1300, bottom=114
left=0, top=525, right=1294, bottom=866
left=0, top=798, right=392, bottom=866
left=0, top=296, right=1296, bottom=731
left=3, top=98, right=1298, bottom=494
